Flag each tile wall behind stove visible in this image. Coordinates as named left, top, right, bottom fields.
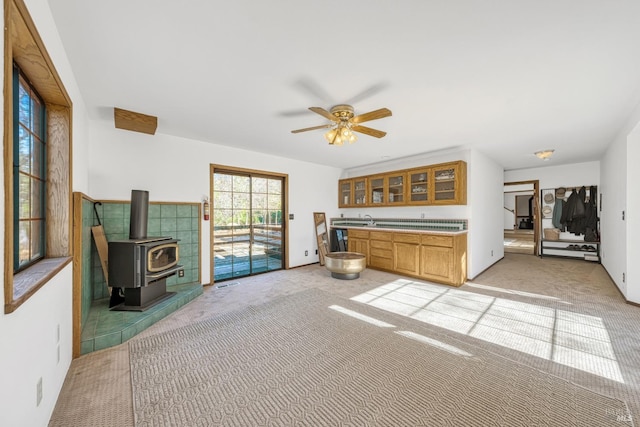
left=91, top=201, right=201, bottom=301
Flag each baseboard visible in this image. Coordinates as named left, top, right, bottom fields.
left=467, top=256, right=505, bottom=281
left=601, top=264, right=639, bottom=306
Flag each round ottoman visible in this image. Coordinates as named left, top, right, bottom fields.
left=324, top=252, right=366, bottom=280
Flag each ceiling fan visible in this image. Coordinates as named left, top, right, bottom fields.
left=291, top=104, right=392, bottom=145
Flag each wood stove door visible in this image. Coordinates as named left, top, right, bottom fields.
left=147, top=243, right=179, bottom=272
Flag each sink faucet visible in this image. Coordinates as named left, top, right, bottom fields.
left=364, top=214, right=375, bottom=226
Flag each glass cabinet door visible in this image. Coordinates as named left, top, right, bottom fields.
left=339, top=180, right=352, bottom=207
left=353, top=178, right=367, bottom=205
left=409, top=170, right=429, bottom=203
left=433, top=165, right=457, bottom=202
left=387, top=173, right=405, bottom=204
left=369, top=176, right=385, bottom=205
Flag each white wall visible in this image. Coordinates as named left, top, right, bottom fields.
left=504, top=161, right=600, bottom=190
left=88, top=121, right=343, bottom=282
left=467, top=149, right=504, bottom=278
left=0, top=0, right=91, bottom=425
left=626, top=123, right=640, bottom=302
left=601, top=131, right=628, bottom=296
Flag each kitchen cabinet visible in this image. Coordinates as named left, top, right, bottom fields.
left=393, top=233, right=420, bottom=276
left=338, top=177, right=368, bottom=207
left=339, top=160, right=467, bottom=208
left=369, top=231, right=393, bottom=270
left=386, top=172, right=406, bottom=205
left=407, top=168, right=430, bottom=204
left=368, top=175, right=386, bottom=206
left=337, top=228, right=467, bottom=286
left=348, top=229, right=370, bottom=264
left=338, top=179, right=352, bottom=207
left=419, top=234, right=467, bottom=285
left=431, top=162, right=466, bottom=205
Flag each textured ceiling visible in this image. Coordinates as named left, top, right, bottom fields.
left=49, top=0, right=640, bottom=170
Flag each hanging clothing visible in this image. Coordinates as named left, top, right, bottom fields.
left=552, top=199, right=564, bottom=229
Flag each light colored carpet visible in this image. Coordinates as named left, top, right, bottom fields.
left=50, top=254, right=640, bottom=426
left=129, top=288, right=631, bottom=426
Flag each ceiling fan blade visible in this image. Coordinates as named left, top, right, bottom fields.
left=351, top=124, right=387, bottom=138
left=343, top=82, right=389, bottom=105
left=294, top=77, right=334, bottom=103
left=291, top=124, right=334, bottom=134
left=351, top=108, right=392, bottom=124
left=309, top=107, right=340, bottom=122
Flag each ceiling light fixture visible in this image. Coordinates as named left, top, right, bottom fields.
left=534, top=150, right=555, bottom=161
left=324, top=122, right=357, bottom=145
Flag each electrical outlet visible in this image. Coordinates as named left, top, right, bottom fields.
left=36, top=377, right=42, bottom=406
left=305, top=250, right=308, bottom=256
left=178, top=269, right=184, bottom=277
left=57, top=345, right=60, bottom=364
left=315, top=249, right=318, bottom=255
left=623, top=273, right=626, bottom=283
left=56, top=324, right=60, bottom=343
left=491, top=250, right=494, bottom=256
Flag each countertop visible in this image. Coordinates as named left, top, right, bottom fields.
left=331, top=225, right=468, bottom=235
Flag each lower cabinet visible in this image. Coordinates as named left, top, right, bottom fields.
left=419, top=234, right=467, bottom=286
left=342, top=228, right=467, bottom=286
left=369, top=231, right=394, bottom=270
left=348, top=229, right=370, bottom=265
left=393, top=234, right=421, bottom=276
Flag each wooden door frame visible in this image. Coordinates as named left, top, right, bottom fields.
left=209, top=164, right=289, bottom=284
left=504, top=180, right=540, bottom=255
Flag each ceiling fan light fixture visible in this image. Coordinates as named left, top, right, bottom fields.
left=534, top=149, right=555, bottom=161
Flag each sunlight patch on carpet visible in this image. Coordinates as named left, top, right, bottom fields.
left=352, top=280, right=625, bottom=383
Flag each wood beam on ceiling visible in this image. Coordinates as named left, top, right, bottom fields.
left=114, top=107, right=157, bottom=135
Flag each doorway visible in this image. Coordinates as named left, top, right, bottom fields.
left=504, top=180, right=539, bottom=255
left=211, top=165, right=288, bottom=282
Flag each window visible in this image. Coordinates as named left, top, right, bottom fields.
left=4, top=0, right=72, bottom=313
left=14, top=65, right=46, bottom=272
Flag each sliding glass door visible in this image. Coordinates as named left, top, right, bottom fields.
left=212, top=169, right=284, bottom=282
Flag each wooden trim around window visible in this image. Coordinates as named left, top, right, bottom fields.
left=4, top=0, right=73, bottom=313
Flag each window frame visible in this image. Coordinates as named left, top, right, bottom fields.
left=13, top=65, right=47, bottom=272
left=3, top=0, right=73, bottom=313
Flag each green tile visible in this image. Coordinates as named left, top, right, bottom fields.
left=161, top=218, right=177, bottom=233
left=121, top=325, right=138, bottom=342
left=161, top=204, right=177, bottom=218
left=191, top=231, right=199, bottom=244
left=176, top=230, right=192, bottom=244
left=148, top=218, right=161, bottom=234
left=94, top=332, right=122, bottom=351
left=103, top=203, right=125, bottom=219
left=80, top=339, right=94, bottom=355
left=177, top=218, right=192, bottom=232
left=148, top=204, right=161, bottom=218
left=177, top=205, right=191, bottom=218
left=103, top=217, right=125, bottom=235
left=179, top=243, right=193, bottom=257
left=192, top=217, right=200, bottom=230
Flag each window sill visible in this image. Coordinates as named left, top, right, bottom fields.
left=5, top=256, right=72, bottom=314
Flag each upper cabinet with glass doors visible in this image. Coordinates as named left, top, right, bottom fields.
left=386, top=172, right=405, bottom=205
left=338, top=177, right=368, bottom=207
left=431, top=162, right=466, bottom=205
left=338, top=160, right=467, bottom=207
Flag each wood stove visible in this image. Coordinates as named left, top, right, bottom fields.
left=108, top=190, right=182, bottom=311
